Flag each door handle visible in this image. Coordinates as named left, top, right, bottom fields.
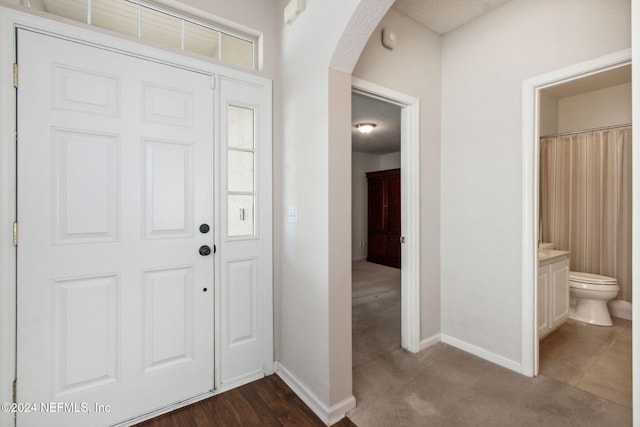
left=199, top=245, right=212, bottom=256
left=400, top=236, right=406, bottom=244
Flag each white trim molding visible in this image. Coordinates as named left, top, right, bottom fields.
left=0, top=7, right=21, bottom=427
left=351, top=77, right=421, bottom=353
left=608, top=300, right=632, bottom=321
left=275, top=362, right=356, bottom=425
left=420, top=333, right=442, bottom=351
left=632, top=4, right=640, bottom=422
left=520, top=48, right=632, bottom=378
left=441, top=335, right=522, bottom=373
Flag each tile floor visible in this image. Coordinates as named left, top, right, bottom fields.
left=539, top=317, right=632, bottom=408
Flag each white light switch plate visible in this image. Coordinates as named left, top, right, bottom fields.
left=288, top=206, right=298, bottom=223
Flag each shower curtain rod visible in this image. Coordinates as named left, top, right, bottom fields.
left=540, top=123, right=632, bottom=139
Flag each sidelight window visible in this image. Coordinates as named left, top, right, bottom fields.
left=227, top=105, right=256, bottom=237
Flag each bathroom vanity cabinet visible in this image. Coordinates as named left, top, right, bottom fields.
left=538, top=251, right=570, bottom=339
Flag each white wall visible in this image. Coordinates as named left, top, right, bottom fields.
left=278, top=0, right=393, bottom=421
left=558, top=82, right=632, bottom=132
left=379, top=151, right=401, bottom=170
left=441, top=0, right=631, bottom=366
left=353, top=6, right=442, bottom=341
left=352, top=151, right=400, bottom=261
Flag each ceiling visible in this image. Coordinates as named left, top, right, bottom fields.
left=352, top=93, right=401, bottom=155
left=392, top=0, right=512, bottom=35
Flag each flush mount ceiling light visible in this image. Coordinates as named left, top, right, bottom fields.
left=356, top=123, right=376, bottom=134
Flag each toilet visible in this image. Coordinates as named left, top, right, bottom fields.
left=569, top=271, right=619, bottom=326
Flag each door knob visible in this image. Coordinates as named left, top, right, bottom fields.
left=199, top=245, right=212, bottom=256
left=400, top=236, right=406, bottom=244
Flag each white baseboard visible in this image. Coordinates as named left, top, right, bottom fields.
left=441, top=334, right=521, bottom=373
left=275, top=362, right=356, bottom=425
left=419, top=333, right=441, bottom=351
left=608, top=300, right=632, bottom=321
left=328, top=395, right=357, bottom=425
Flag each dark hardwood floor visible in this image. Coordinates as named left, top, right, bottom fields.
left=135, top=375, right=357, bottom=427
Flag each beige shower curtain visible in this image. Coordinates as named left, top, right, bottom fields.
left=540, top=125, right=632, bottom=302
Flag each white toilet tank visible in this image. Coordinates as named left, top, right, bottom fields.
left=538, top=242, right=555, bottom=250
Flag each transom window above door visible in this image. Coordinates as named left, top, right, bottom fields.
left=24, top=0, right=257, bottom=69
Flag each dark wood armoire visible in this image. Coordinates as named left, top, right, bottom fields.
left=366, top=168, right=401, bottom=268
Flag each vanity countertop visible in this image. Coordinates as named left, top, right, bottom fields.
left=538, top=249, right=570, bottom=266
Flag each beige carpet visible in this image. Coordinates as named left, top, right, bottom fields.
left=352, top=260, right=401, bottom=369
left=348, top=261, right=632, bottom=426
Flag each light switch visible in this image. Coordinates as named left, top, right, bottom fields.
left=288, top=206, right=298, bottom=223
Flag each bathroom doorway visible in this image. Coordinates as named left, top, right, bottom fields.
left=524, top=54, right=632, bottom=408
left=351, top=78, right=421, bottom=363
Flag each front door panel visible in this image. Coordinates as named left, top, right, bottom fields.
left=16, top=29, right=214, bottom=426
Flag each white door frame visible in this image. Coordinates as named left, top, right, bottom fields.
left=0, top=6, right=272, bottom=427
left=520, top=49, right=632, bottom=377
left=351, top=77, right=421, bottom=353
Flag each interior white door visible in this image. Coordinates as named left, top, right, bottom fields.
left=16, top=30, right=214, bottom=426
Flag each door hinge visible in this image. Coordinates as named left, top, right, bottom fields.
left=13, top=63, right=18, bottom=88
left=210, top=75, right=215, bottom=90
left=12, top=379, right=16, bottom=403
left=12, top=222, right=18, bottom=246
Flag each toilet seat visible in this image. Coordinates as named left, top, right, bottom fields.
left=569, top=271, right=617, bottom=285
left=569, top=281, right=619, bottom=292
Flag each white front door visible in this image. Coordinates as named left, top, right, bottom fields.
left=16, top=29, right=214, bottom=426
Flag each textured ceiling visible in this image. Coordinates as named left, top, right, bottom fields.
left=392, top=0, right=512, bottom=34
